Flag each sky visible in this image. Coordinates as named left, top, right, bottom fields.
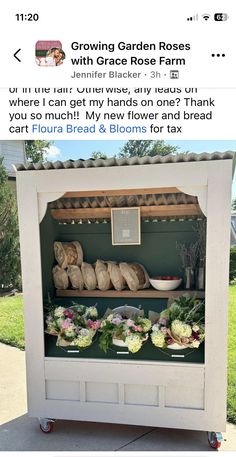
left=47, top=140, right=236, bottom=198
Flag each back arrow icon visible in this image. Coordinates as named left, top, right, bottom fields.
left=14, top=49, right=21, bottom=62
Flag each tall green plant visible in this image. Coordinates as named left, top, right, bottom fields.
left=0, top=157, right=21, bottom=289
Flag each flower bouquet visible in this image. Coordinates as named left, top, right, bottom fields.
left=150, top=296, right=205, bottom=350
left=45, top=304, right=101, bottom=349
left=99, top=305, right=152, bottom=353
left=45, top=305, right=67, bottom=336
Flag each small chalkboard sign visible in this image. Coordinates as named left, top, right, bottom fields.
left=111, top=207, right=141, bottom=245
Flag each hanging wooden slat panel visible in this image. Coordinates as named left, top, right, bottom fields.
left=51, top=204, right=202, bottom=220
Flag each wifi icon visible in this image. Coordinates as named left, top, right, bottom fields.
left=202, top=14, right=211, bottom=21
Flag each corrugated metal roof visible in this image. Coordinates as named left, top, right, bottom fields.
left=49, top=192, right=198, bottom=210
left=14, top=151, right=235, bottom=171
left=49, top=191, right=204, bottom=223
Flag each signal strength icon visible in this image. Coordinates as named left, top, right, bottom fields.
left=202, top=14, right=211, bottom=21
left=187, top=14, right=198, bottom=21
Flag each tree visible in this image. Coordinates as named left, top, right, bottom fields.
left=91, top=151, right=109, bottom=160
left=232, top=198, right=236, bottom=211
left=25, top=140, right=53, bottom=162
left=118, top=140, right=179, bottom=158
left=0, top=158, right=21, bottom=289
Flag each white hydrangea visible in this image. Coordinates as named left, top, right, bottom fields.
left=63, top=326, right=76, bottom=338
left=191, top=339, right=200, bottom=348
left=140, top=318, right=152, bottom=332
left=46, top=322, right=58, bottom=334
left=171, top=319, right=192, bottom=338
left=54, top=306, right=66, bottom=318
left=75, top=329, right=94, bottom=348
left=199, top=332, right=205, bottom=342
left=80, top=328, right=90, bottom=337
left=75, top=334, right=93, bottom=348
left=100, top=320, right=107, bottom=328
left=192, top=324, right=199, bottom=332
left=86, top=307, right=98, bottom=319
left=125, top=334, right=142, bottom=353
left=152, top=323, right=160, bottom=331
left=56, top=317, right=65, bottom=329
left=106, top=314, right=114, bottom=322
left=151, top=330, right=165, bottom=348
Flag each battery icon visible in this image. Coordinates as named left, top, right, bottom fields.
left=214, top=13, right=229, bottom=21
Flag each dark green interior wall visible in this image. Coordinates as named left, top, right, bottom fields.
left=40, top=209, right=203, bottom=363
left=40, top=207, right=198, bottom=299
left=40, top=208, right=59, bottom=298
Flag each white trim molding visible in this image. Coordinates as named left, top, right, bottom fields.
left=38, top=192, right=65, bottom=223
left=177, top=186, right=207, bottom=216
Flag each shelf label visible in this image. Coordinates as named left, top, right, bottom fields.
left=171, top=354, right=185, bottom=358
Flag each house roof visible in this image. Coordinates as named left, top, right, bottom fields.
left=14, top=151, right=235, bottom=172
left=0, top=140, right=26, bottom=177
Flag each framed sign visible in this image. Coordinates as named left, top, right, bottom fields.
left=111, top=207, right=141, bottom=245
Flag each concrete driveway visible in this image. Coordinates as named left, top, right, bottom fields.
left=1, top=342, right=236, bottom=452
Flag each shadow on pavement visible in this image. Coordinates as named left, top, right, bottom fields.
left=0, top=413, right=214, bottom=451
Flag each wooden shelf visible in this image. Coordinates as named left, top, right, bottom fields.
left=63, top=187, right=180, bottom=198
left=56, top=289, right=205, bottom=299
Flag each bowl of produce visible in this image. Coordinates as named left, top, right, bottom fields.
left=149, top=276, right=182, bottom=291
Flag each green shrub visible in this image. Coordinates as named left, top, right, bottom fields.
left=229, top=246, right=236, bottom=282
left=0, top=157, right=21, bottom=290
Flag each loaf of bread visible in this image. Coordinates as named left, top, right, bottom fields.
left=119, top=263, right=149, bottom=291
left=52, top=265, right=69, bottom=290
left=81, top=262, right=97, bottom=290
left=67, top=265, right=84, bottom=290
left=107, top=261, right=126, bottom=291
left=95, top=260, right=112, bottom=291
left=54, top=241, right=83, bottom=269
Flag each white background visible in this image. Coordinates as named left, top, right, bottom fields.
left=0, top=0, right=235, bottom=87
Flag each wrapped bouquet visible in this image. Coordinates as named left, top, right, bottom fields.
left=99, top=305, right=152, bottom=353
left=45, top=303, right=101, bottom=349
left=150, top=296, right=205, bottom=350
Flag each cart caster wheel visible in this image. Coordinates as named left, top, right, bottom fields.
left=39, top=418, right=55, bottom=433
left=207, top=431, right=223, bottom=449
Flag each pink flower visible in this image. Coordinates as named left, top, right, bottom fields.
left=126, top=319, right=135, bottom=327
left=167, top=338, right=174, bottom=345
left=87, top=319, right=101, bottom=330
left=64, top=309, right=74, bottom=319
left=112, top=317, right=123, bottom=325
left=61, top=318, right=72, bottom=329
left=133, top=325, right=143, bottom=332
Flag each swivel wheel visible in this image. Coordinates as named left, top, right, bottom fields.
left=39, top=418, right=55, bottom=433
left=207, top=431, right=223, bottom=449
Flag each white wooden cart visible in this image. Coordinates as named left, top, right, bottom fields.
left=15, top=152, right=235, bottom=448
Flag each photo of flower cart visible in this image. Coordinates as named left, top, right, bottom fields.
left=15, top=152, right=234, bottom=448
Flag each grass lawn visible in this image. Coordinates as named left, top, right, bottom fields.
left=0, top=295, right=25, bottom=349
left=0, top=290, right=236, bottom=423
left=227, top=285, right=236, bottom=423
